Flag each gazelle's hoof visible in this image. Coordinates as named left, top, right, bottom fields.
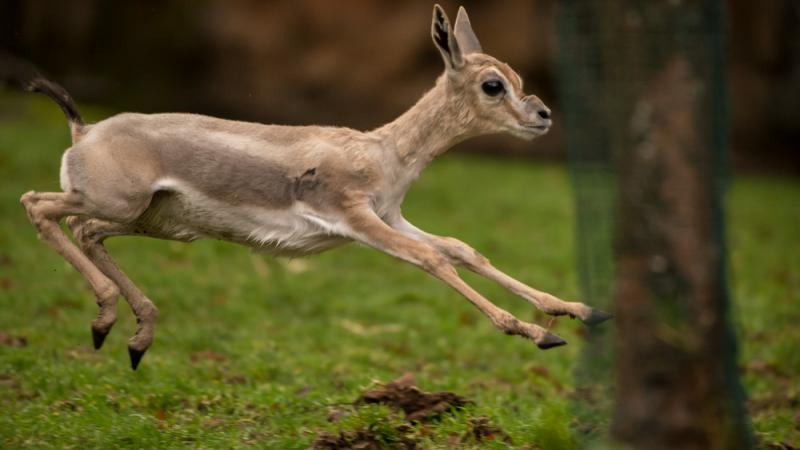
left=536, top=332, right=567, bottom=350
left=92, top=327, right=109, bottom=350
left=128, top=346, right=147, bottom=371
left=581, top=308, right=614, bottom=326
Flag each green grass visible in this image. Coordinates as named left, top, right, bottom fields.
left=0, top=92, right=797, bottom=448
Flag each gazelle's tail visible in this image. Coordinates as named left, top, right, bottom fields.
left=26, top=77, right=86, bottom=143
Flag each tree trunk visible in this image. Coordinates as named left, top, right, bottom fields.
left=608, top=2, right=753, bottom=449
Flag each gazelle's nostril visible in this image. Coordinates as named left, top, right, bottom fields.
left=538, top=109, right=550, bottom=120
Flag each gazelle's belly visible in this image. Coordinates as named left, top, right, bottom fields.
left=134, top=180, right=352, bottom=256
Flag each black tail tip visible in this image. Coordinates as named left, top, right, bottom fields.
left=582, top=308, right=614, bottom=326
left=92, top=328, right=109, bottom=350
left=22, top=76, right=85, bottom=127
left=537, top=332, right=567, bottom=350
left=128, top=347, right=146, bottom=371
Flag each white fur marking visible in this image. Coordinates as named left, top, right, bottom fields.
left=59, top=149, right=72, bottom=192
left=149, top=178, right=350, bottom=255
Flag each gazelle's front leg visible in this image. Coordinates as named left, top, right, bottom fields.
left=388, top=214, right=612, bottom=325
left=344, top=206, right=566, bottom=349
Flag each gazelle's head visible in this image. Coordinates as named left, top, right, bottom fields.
left=431, top=5, right=551, bottom=141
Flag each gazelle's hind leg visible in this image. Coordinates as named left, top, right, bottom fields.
left=20, top=191, right=120, bottom=348
left=68, top=217, right=158, bottom=370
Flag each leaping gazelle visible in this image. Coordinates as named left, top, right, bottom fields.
left=21, top=5, right=611, bottom=370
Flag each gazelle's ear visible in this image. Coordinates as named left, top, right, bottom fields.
left=454, top=6, right=482, bottom=54
left=431, top=4, right=464, bottom=71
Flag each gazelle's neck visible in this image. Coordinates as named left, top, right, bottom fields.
left=372, top=76, right=474, bottom=175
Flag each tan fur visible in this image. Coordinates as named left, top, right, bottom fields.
left=21, top=5, right=609, bottom=368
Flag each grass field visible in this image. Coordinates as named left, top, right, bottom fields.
left=1, top=93, right=798, bottom=448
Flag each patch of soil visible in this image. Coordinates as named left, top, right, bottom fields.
left=311, top=373, right=510, bottom=449
left=359, top=373, right=472, bottom=422
left=311, top=426, right=417, bottom=450
left=0, top=332, right=27, bottom=347
left=466, top=416, right=512, bottom=444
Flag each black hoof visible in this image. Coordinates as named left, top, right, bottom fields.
left=128, top=347, right=146, bottom=371
left=582, top=308, right=614, bottom=326
left=92, top=328, right=109, bottom=350
left=537, top=332, right=567, bottom=350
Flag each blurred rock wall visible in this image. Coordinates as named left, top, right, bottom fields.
left=1, top=0, right=797, bottom=171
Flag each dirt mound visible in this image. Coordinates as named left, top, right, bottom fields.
left=310, top=373, right=509, bottom=449
left=359, top=373, right=472, bottom=422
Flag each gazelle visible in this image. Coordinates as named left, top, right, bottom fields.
left=21, top=5, right=611, bottom=370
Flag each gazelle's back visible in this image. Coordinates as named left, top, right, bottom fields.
left=68, top=113, right=369, bottom=203
left=61, top=113, right=366, bottom=252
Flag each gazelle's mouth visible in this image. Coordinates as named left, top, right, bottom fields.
left=519, top=122, right=550, bottom=134
left=519, top=121, right=549, bottom=130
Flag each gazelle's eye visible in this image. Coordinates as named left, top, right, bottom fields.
left=481, top=80, right=505, bottom=97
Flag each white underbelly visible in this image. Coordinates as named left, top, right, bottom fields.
left=137, top=180, right=351, bottom=256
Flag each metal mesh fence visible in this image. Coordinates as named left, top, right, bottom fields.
left=556, top=2, right=752, bottom=447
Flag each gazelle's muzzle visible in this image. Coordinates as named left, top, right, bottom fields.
left=523, top=95, right=551, bottom=122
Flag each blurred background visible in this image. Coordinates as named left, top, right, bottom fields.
left=1, top=0, right=798, bottom=173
